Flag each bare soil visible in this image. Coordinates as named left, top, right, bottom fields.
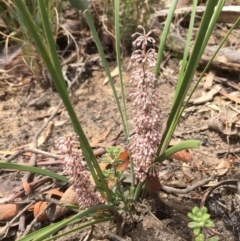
left=1, top=57, right=240, bottom=240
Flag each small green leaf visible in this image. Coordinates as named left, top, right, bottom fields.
left=197, top=212, right=202, bottom=218
left=192, top=206, right=200, bottom=215
left=188, top=213, right=194, bottom=219
left=208, top=236, right=218, bottom=241
left=193, top=227, right=201, bottom=236
left=102, top=158, right=113, bottom=163
left=205, top=220, right=214, bottom=228
left=196, top=233, right=204, bottom=241
left=188, top=221, right=199, bottom=229
left=106, top=146, right=113, bottom=153
left=202, top=213, right=210, bottom=222
left=201, top=207, right=208, bottom=215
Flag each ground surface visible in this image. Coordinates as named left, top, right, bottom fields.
left=1, top=59, right=240, bottom=240
left=1, top=1, right=240, bottom=241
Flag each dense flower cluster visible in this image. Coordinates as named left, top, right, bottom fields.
left=55, top=133, right=104, bottom=208
left=129, top=25, right=161, bottom=182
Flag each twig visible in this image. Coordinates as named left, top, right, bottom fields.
left=18, top=214, right=26, bottom=235
left=4, top=129, right=123, bottom=163
left=6, top=177, right=52, bottom=202
left=37, top=160, right=62, bottom=166
left=24, top=148, right=59, bottom=159
left=3, top=149, right=25, bottom=162
left=200, top=179, right=239, bottom=208
left=4, top=147, right=59, bottom=162
left=160, top=173, right=216, bottom=194
left=23, top=100, right=63, bottom=182
left=107, top=231, right=126, bottom=241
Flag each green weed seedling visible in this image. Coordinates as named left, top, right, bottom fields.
left=102, top=147, right=133, bottom=212
left=188, top=206, right=218, bottom=241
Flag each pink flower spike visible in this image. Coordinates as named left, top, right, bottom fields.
left=55, top=132, right=104, bottom=208
left=129, top=27, right=162, bottom=182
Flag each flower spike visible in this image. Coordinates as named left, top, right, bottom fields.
left=129, top=27, right=161, bottom=182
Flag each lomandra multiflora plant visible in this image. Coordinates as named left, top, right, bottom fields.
left=129, top=25, right=162, bottom=182
left=55, top=133, right=104, bottom=208
left=55, top=26, right=161, bottom=208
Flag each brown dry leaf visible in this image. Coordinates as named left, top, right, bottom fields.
left=176, top=0, right=191, bottom=8
left=215, top=54, right=227, bottom=63
left=204, top=71, right=215, bottom=90
left=219, top=90, right=240, bottom=104
left=116, top=150, right=130, bottom=172
left=202, top=180, right=219, bottom=187
left=208, top=106, right=239, bottom=136
left=54, top=119, right=68, bottom=127
left=170, top=150, right=192, bottom=163
left=0, top=204, right=22, bottom=221
left=181, top=162, right=192, bottom=178
left=33, top=201, right=48, bottom=221
left=30, top=189, right=64, bottom=221
left=90, top=128, right=112, bottom=147
left=103, top=66, right=119, bottom=85
left=28, top=204, right=34, bottom=212
left=147, top=176, right=161, bottom=196
left=53, top=185, right=78, bottom=220
left=204, top=155, right=223, bottom=168
left=206, top=103, right=220, bottom=111
left=193, top=85, right=222, bottom=104
left=43, top=189, right=64, bottom=197
left=22, top=181, right=32, bottom=196
left=0, top=150, right=15, bottom=157
left=215, top=159, right=230, bottom=176
left=29, top=121, right=53, bottom=148
left=107, top=150, right=129, bottom=188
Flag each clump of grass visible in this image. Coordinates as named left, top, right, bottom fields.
left=0, top=0, right=62, bottom=81
left=90, top=0, right=157, bottom=54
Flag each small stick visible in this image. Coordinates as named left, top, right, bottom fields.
left=23, top=100, right=63, bottom=182
left=160, top=173, right=216, bottom=194
left=4, top=148, right=59, bottom=162
left=107, top=231, right=126, bottom=241
left=6, top=177, right=52, bottom=202
left=4, top=130, right=123, bottom=163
